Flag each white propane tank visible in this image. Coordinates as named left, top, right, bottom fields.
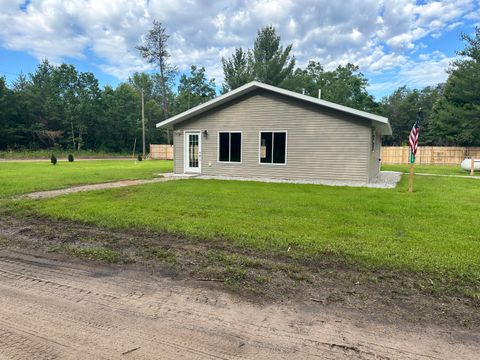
left=461, top=158, right=480, bottom=171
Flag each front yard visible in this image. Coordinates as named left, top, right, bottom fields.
left=8, top=173, right=480, bottom=288
left=2, top=162, right=479, bottom=326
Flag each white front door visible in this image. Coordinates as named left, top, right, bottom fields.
left=184, top=131, right=201, bottom=173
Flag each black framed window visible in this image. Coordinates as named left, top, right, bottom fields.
left=218, top=132, right=242, bottom=162
left=260, top=132, right=286, bottom=164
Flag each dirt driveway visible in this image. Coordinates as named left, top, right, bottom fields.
left=0, top=250, right=478, bottom=360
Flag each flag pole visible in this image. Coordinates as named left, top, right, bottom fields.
left=408, top=165, right=414, bottom=192
left=408, top=150, right=414, bottom=192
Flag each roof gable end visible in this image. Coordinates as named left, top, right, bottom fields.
left=156, top=81, right=392, bottom=135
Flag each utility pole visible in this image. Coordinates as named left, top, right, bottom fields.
left=141, top=88, right=146, bottom=159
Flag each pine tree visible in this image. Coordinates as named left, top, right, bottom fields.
left=431, top=27, right=480, bottom=145
left=251, top=26, right=295, bottom=86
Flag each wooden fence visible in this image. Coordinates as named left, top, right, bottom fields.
left=149, top=144, right=174, bottom=160
left=381, top=146, right=480, bottom=165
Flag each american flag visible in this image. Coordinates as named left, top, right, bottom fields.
left=409, top=119, right=420, bottom=164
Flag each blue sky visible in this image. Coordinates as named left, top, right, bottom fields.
left=1, top=0, right=479, bottom=99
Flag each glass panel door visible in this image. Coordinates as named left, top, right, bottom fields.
left=189, top=134, right=199, bottom=168
left=185, top=132, right=201, bottom=173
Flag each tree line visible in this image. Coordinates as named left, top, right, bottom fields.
left=0, top=61, right=215, bottom=152
left=1, top=24, right=479, bottom=152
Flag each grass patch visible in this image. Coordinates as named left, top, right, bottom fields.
left=465, top=290, right=480, bottom=303
left=154, top=248, right=178, bottom=265
left=58, top=245, right=119, bottom=263
left=0, top=160, right=173, bottom=197
left=382, top=164, right=479, bottom=176
left=0, top=236, right=9, bottom=247
left=11, top=174, right=480, bottom=287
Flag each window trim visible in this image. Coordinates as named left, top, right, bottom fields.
left=217, top=131, right=243, bottom=164
left=258, top=130, right=288, bottom=166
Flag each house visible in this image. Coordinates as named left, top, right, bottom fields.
left=156, top=81, right=391, bottom=183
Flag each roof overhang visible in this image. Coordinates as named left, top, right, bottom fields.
left=156, top=81, right=392, bottom=135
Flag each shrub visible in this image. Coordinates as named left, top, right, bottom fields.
left=68, top=154, right=74, bottom=162
left=50, top=154, right=57, bottom=165
left=137, top=154, right=143, bottom=161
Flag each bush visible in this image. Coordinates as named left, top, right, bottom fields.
left=137, top=154, right=143, bottom=161
left=68, top=154, right=74, bottom=162
left=50, top=154, right=57, bottom=165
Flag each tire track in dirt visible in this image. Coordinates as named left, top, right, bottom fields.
left=0, top=269, right=434, bottom=360
left=0, top=327, right=59, bottom=360
left=0, top=250, right=477, bottom=359
left=0, top=265, right=374, bottom=358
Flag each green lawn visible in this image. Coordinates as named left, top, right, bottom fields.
left=382, top=164, right=479, bottom=176
left=0, top=160, right=173, bottom=197
left=11, top=174, right=480, bottom=284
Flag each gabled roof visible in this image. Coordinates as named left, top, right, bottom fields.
left=156, top=81, right=392, bottom=135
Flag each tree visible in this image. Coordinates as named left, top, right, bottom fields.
left=26, top=60, right=65, bottom=148
left=221, top=26, right=295, bottom=91
left=174, top=65, right=216, bottom=113
left=75, top=71, right=102, bottom=150
left=283, top=61, right=379, bottom=112
left=144, top=99, right=167, bottom=145
left=99, top=83, right=141, bottom=152
left=222, top=48, right=252, bottom=92
left=128, top=72, right=155, bottom=100
left=136, top=20, right=176, bottom=143
left=430, top=27, right=480, bottom=146
left=251, top=26, right=295, bottom=86
left=0, top=76, right=20, bottom=149
left=380, top=85, right=442, bottom=145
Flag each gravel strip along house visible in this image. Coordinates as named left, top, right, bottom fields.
left=156, top=81, right=392, bottom=183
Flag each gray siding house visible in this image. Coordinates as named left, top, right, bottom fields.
left=156, top=81, right=391, bottom=183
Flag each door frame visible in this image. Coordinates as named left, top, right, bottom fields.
left=184, top=130, right=202, bottom=174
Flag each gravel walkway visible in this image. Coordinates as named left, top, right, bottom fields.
left=195, top=171, right=403, bottom=189
left=18, top=176, right=178, bottom=200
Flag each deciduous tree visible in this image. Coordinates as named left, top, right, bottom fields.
left=175, top=65, right=216, bottom=113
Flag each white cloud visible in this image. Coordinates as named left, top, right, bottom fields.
left=368, top=52, right=454, bottom=96
left=0, top=0, right=477, bottom=93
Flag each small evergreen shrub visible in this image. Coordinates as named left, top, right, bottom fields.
left=50, top=154, right=57, bottom=165
left=68, top=154, right=74, bottom=162
left=137, top=154, right=143, bottom=161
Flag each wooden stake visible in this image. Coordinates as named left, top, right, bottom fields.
left=471, top=156, right=475, bottom=176
left=408, top=164, right=414, bottom=192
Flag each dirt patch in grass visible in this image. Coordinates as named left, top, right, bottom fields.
left=0, top=214, right=478, bottom=330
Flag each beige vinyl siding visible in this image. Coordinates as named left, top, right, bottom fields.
left=174, top=89, right=371, bottom=182
left=174, top=132, right=183, bottom=174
